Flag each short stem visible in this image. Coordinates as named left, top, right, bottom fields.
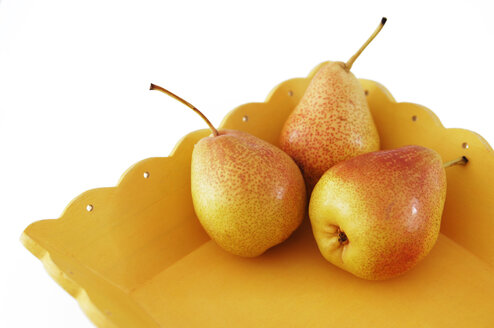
left=345, top=17, right=387, bottom=71
left=443, top=156, right=469, bottom=168
left=150, top=83, right=219, bottom=136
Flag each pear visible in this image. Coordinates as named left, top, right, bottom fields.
left=308, top=145, right=468, bottom=280
left=150, top=84, right=307, bottom=257
left=280, top=18, right=386, bottom=190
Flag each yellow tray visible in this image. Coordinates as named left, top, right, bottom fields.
left=22, top=63, right=494, bottom=327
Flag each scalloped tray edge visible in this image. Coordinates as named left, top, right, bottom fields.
left=20, top=232, right=118, bottom=328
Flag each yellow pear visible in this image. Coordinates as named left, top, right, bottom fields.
left=309, top=145, right=468, bottom=280
left=151, top=84, right=307, bottom=257
left=280, top=18, right=386, bottom=190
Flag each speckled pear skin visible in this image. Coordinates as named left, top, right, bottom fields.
left=309, top=145, right=446, bottom=280
left=191, top=129, right=307, bottom=257
left=280, top=61, right=380, bottom=191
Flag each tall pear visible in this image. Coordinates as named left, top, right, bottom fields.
left=150, top=84, right=306, bottom=257
left=280, top=18, right=386, bottom=190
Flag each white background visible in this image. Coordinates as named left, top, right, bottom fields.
left=1, top=0, right=493, bottom=327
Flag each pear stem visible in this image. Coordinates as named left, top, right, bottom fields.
left=150, top=83, right=219, bottom=137
left=345, top=17, right=387, bottom=71
left=443, top=156, right=469, bottom=168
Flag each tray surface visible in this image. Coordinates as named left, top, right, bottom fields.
left=22, top=63, right=494, bottom=327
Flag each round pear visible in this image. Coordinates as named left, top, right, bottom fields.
left=150, top=84, right=307, bottom=257
left=309, top=146, right=466, bottom=280
left=192, top=129, right=307, bottom=257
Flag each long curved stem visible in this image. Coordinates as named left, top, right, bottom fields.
left=150, top=83, right=219, bottom=136
left=345, top=17, right=387, bottom=71
left=443, top=156, right=469, bottom=168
